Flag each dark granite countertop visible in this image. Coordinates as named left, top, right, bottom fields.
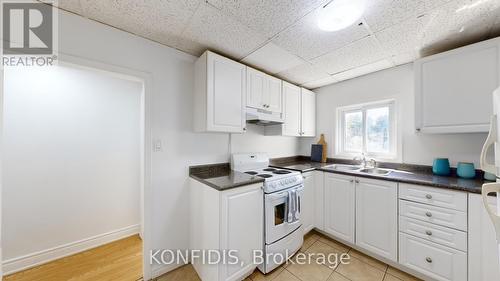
left=270, top=156, right=492, bottom=194
left=189, top=163, right=264, bottom=191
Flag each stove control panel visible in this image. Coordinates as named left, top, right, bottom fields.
left=264, top=174, right=304, bottom=193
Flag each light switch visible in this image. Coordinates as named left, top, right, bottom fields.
left=154, top=140, right=163, bottom=152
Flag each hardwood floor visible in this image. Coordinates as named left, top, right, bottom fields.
left=4, top=235, right=143, bottom=281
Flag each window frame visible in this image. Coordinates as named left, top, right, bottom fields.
left=336, top=99, right=397, bottom=160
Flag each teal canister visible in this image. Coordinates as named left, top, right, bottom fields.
left=457, top=162, right=476, bottom=179
left=432, top=158, right=450, bottom=176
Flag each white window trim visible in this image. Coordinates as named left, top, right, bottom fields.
left=335, top=99, right=398, bottom=161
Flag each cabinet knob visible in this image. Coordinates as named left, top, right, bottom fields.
left=426, top=257, right=432, bottom=263
left=355, top=179, right=360, bottom=184
left=426, top=230, right=433, bottom=236
left=350, top=179, right=354, bottom=183
left=425, top=212, right=433, bottom=217
left=425, top=194, right=432, bottom=199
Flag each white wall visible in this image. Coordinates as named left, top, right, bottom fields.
left=231, top=124, right=299, bottom=157
left=3, top=65, right=142, bottom=260
left=1, top=9, right=299, bottom=276
left=299, top=64, right=488, bottom=167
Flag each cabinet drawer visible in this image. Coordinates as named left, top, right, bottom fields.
left=399, top=183, right=467, bottom=211
left=399, top=200, right=467, bottom=231
left=399, top=233, right=467, bottom=281
left=399, top=216, right=467, bottom=252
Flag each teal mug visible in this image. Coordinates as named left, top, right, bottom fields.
left=457, top=162, right=476, bottom=179
left=432, top=158, right=450, bottom=176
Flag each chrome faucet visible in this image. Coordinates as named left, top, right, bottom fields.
left=353, top=153, right=377, bottom=168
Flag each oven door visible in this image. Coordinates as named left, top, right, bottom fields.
left=265, top=185, right=304, bottom=244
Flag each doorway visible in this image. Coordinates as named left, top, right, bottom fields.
left=1, top=57, right=151, bottom=280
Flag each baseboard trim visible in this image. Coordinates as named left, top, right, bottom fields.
left=152, top=263, right=186, bottom=279
left=3, top=224, right=140, bottom=275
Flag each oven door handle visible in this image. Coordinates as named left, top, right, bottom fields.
left=267, top=185, right=304, bottom=200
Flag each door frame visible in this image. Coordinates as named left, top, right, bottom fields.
left=0, top=52, right=154, bottom=280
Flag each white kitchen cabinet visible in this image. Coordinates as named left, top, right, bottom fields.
left=246, top=67, right=282, bottom=113
left=301, top=171, right=315, bottom=234
left=356, top=178, right=398, bottom=262
left=314, top=171, right=325, bottom=231
left=194, top=51, right=246, bottom=133
left=190, top=180, right=263, bottom=281
left=300, top=88, right=316, bottom=137
left=324, top=173, right=355, bottom=243
left=282, top=81, right=301, bottom=136
left=415, top=37, right=500, bottom=133
left=468, top=193, right=500, bottom=281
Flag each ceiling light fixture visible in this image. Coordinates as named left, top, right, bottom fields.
left=317, top=0, right=366, bottom=32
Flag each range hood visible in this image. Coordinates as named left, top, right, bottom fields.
left=246, top=107, right=284, bottom=126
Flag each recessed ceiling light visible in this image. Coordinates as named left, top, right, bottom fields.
left=317, top=0, right=366, bottom=32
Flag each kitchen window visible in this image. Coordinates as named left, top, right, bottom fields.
left=337, top=100, right=397, bottom=159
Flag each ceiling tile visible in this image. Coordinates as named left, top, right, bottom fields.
left=302, top=76, right=339, bottom=89
left=272, top=7, right=370, bottom=60
left=363, top=0, right=427, bottom=33
left=490, top=15, right=500, bottom=37
left=80, top=0, right=200, bottom=34
left=181, top=2, right=269, bottom=60
left=420, top=0, right=500, bottom=55
left=311, top=36, right=387, bottom=75
left=276, top=62, right=330, bottom=85
left=374, top=13, right=430, bottom=59
left=43, top=0, right=83, bottom=14
left=241, top=42, right=305, bottom=74
left=331, top=59, right=394, bottom=82
left=207, top=0, right=326, bottom=39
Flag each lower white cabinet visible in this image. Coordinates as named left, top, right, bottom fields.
left=468, top=193, right=500, bottom=281
left=356, top=178, right=398, bottom=262
left=190, top=180, right=263, bottom=281
left=314, top=171, right=325, bottom=231
left=301, top=172, right=315, bottom=234
left=400, top=233, right=467, bottom=281
left=324, top=173, right=355, bottom=243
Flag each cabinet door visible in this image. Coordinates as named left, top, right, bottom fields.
left=324, top=173, right=355, bottom=243
left=302, top=172, right=315, bottom=234
left=468, top=193, right=500, bottom=281
left=282, top=82, right=301, bottom=136
left=314, top=171, right=325, bottom=231
left=300, top=88, right=316, bottom=137
left=246, top=67, right=266, bottom=110
left=356, top=178, right=398, bottom=261
left=265, top=76, right=282, bottom=113
left=207, top=52, right=246, bottom=133
left=220, top=184, right=263, bottom=281
left=415, top=38, right=500, bottom=133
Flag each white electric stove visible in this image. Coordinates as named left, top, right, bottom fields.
left=231, top=153, right=304, bottom=274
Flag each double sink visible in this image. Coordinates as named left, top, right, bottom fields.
left=323, top=164, right=393, bottom=176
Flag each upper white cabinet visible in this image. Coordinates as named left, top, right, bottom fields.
left=356, top=178, right=398, bottom=262
left=280, top=82, right=316, bottom=137
left=301, top=88, right=316, bottom=137
left=415, top=37, right=500, bottom=133
left=194, top=51, right=246, bottom=133
left=282, top=82, right=302, bottom=136
left=324, top=173, right=355, bottom=243
left=246, top=67, right=282, bottom=113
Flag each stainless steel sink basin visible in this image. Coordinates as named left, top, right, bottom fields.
left=324, top=164, right=362, bottom=171
left=358, top=168, right=392, bottom=176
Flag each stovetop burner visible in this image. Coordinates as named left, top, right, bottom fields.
left=263, top=168, right=277, bottom=172
left=257, top=174, right=273, bottom=178
left=245, top=171, right=258, bottom=175
left=273, top=170, right=291, bottom=175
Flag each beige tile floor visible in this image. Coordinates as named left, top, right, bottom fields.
left=156, top=231, right=422, bottom=281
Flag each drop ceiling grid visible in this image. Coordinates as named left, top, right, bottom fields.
left=47, top=0, right=500, bottom=88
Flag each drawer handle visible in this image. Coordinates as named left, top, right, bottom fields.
left=425, top=194, right=432, bottom=199
left=426, top=230, right=433, bottom=236
left=425, top=212, right=433, bottom=217
left=426, top=257, right=433, bottom=263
